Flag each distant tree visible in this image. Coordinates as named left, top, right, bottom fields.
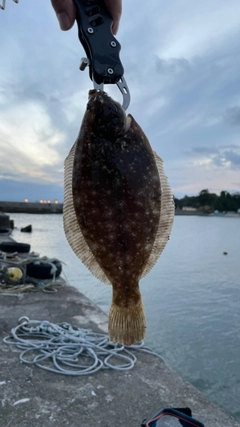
left=181, top=195, right=199, bottom=208
left=174, top=197, right=182, bottom=209
left=198, top=189, right=217, bottom=213
left=175, top=189, right=240, bottom=213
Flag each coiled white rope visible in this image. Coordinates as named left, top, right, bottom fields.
left=3, top=317, right=164, bottom=376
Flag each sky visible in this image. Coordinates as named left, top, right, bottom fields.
left=0, top=0, right=240, bottom=202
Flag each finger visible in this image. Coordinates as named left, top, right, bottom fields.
left=104, top=0, right=122, bottom=35
left=51, top=0, right=76, bottom=31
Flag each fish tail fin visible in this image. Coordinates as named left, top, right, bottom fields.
left=108, top=297, right=146, bottom=346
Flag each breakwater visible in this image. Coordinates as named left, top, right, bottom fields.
left=0, top=202, right=204, bottom=215
left=0, top=201, right=63, bottom=214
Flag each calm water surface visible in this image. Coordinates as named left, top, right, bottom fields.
left=9, top=214, right=240, bottom=421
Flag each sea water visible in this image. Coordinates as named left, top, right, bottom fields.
left=6, top=214, right=240, bottom=422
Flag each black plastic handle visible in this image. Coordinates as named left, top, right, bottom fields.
left=72, top=0, right=124, bottom=85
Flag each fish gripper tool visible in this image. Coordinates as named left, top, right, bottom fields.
left=73, top=0, right=130, bottom=110
left=0, top=0, right=18, bottom=10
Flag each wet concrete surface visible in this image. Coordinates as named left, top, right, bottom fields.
left=0, top=282, right=240, bottom=427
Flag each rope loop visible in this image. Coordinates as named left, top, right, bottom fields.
left=3, top=318, right=164, bottom=375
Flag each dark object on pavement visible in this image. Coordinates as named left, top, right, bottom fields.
left=26, top=260, right=62, bottom=280
left=0, top=213, right=12, bottom=235
left=0, top=228, right=11, bottom=234
left=141, top=407, right=205, bottom=427
left=0, top=241, right=31, bottom=253
left=21, top=225, right=32, bottom=233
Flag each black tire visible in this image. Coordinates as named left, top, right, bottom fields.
left=0, top=241, right=31, bottom=253
left=26, top=260, right=62, bottom=280
left=0, top=229, right=11, bottom=234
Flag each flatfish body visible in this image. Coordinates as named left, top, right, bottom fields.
left=64, top=90, right=174, bottom=345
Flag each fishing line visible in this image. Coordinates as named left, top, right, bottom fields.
left=3, top=317, right=165, bottom=376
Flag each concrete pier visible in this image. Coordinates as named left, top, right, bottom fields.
left=0, top=236, right=239, bottom=426
left=0, top=201, right=63, bottom=214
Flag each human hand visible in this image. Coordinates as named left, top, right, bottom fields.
left=51, top=0, right=122, bottom=35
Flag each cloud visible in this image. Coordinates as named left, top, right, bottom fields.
left=192, top=147, right=219, bottom=155
left=223, top=106, right=240, bottom=126
left=183, top=145, right=240, bottom=172
left=0, top=101, right=65, bottom=174
left=1, top=0, right=240, bottom=200
left=155, top=57, right=191, bottom=76
left=214, top=149, right=240, bottom=169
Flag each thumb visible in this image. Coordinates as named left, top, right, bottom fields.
left=51, top=0, right=76, bottom=31
left=105, top=0, right=122, bottom=35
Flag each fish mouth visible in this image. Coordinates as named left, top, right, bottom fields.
left=88, top=89, right=98, bottom=97
left=88, top=89, right=106, bottom=100
left=87, top=89, right=107, bottom=111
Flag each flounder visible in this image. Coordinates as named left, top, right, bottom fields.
left=64, top=90, right=174, bottom=345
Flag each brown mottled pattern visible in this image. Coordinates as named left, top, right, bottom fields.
left=64, top=90, right=174, bottom=344
left=72, top=112, right=161, bottom=309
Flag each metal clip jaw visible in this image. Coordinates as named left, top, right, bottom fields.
left=94, top=78, right=130, bottom=111
left=93, top=77, right=130, bottom=111
left=80, top=57, right=130, bottom=110
left=115, top=77, right=131, bottom=111
left=0, top=0, right=18, bottom=10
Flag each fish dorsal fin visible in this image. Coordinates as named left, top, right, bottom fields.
left=63, top=142, right=112, bottom=286
left=141, top=151, right=175, bottom=278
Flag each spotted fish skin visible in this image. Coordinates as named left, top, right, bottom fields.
left=64, top=90, right=174, bottom=345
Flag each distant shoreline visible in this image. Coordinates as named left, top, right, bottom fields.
left=1, top=202, right=239, bottom=217
left=1, top=201, right=202, bottom=215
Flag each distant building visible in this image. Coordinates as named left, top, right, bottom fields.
left=182, top=206, right=197, bottom=211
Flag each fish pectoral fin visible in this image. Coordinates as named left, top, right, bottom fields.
left=108, top=297, right=146, bottom=346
